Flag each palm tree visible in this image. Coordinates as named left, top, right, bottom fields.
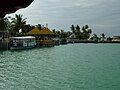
left=82, top=26, right=86, bottom=33
left=22, top=24, right=34, bottom=34
left=76, top=25, right=81, bottom=33
left=36, top=24, right=42, bottom=30
left=71, top=25, right=75, bottom=33
left=100, top=33, right=106, bottom=41
left=0, top=17, right=11, bottom=38
left=0, top=17, right=10, bottom=31
left=107, top=37, right=112, bottom=41
left=11, top=14, right=26, bottom=36
left=87, top=29, right=92, bottom=34
left=81, top=25, right=92, bottom=39
left=75, top=25, right=82, bottom=39
left=91, top=34, right=99, bottom=42
left=76, top=25, right=80, bottom=30
left=84, top=25, right=89, bottom=29
left=56, top=31, right=61, bottom=37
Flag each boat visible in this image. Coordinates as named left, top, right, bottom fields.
left=10, top=36, right=36, bottom=50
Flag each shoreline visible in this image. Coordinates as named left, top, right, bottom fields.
left=1, top=40, right=120, bottom=51
left=67, top=41, right=120, bottom=44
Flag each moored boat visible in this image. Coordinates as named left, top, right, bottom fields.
left=10, top=36, right=36, bottom=50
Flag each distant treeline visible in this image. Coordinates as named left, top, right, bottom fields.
left=0, top=14, right=112, bottom=41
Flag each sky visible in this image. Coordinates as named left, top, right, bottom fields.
left=6, top=0, right=120, bottom=36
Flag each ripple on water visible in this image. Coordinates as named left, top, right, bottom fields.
left=0, top=44, right=120, bottom=90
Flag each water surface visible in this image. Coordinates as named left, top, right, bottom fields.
left=0, top=44, right=120, bottom=90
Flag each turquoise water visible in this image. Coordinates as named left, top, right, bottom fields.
left=0, top=44, right=120, bottom=90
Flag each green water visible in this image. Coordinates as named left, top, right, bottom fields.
left=0, top=44, right=120, bottom=90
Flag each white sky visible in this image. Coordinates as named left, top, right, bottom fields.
left=6, top=0, right=120, bottom=36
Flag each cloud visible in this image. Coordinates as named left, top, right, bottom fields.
left=6, top=0, right=120, bottom=36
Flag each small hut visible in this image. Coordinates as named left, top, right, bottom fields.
left=39, top=27, right=54, bottom=35
left=67, top=34, right=79, bottom=43
left=27, top=27, right=54, bottom=46
left=27, top=28, right=41, bottom=35
left=112, top=36, right=120, bottom=41
left=39, top=27, right=54, bottom=46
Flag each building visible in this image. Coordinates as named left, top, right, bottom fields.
left=112, top=36, right=120, bottom=41
left=67, top=34, right=80, bottom=43
left=27, top=27, right=55, bottom=46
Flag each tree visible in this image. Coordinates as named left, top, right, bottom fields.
left=36, top=24, right=42, bottom=30
left=85, top=24, right=89, bottom=29
left=87, top=29, right=92, bottom=34
left=82, top=26, right=86, bottom=32
left=52, top=29, right=56, bottom=33
left=81, top=25, right=92, bottom=40
left=71, top=25, right=75, bottom=33
left=0, top=17, right=10, bottom=31
left=0, top=17, right=11, bottom=38
left=107, top=37, right=112, bottom=41
left=76, top=25, right=81, bottom=33
left=11, top=14, right=26, bottom=35
left=100, top=33, right=106, bottom=41
left=76, top=25, right=80, bottom=30
left=70, top=24, right=92, bottom=40
left=91, top=34, right=99, bottom=41
left=52, top=29, right=57, bottom=37
left=57, top=30, right=68, bottom=39
left=22, top=24, right=34, bottom=33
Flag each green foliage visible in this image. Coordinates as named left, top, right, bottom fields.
left=76, top=25, right=80, bottom=31
left=36, top=24, right=42, bottom=30
left=100, top=33, right=106, bottom=41
left=85, top=25, right=89, bottom=29
left=0, top=17, right=10, bottom=31
left=10, top=14, right=26, bottom=36
left=71, top=25, right=75, bottom=33
left=90, top=34, right=99, bottom=41
left=70, top=24, right=92, bottom=40
left=0, top=14, right=94, bottom=40
left=22, top=24, right=34, bottom=33
left=107, top=37, right=112, bottom=41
